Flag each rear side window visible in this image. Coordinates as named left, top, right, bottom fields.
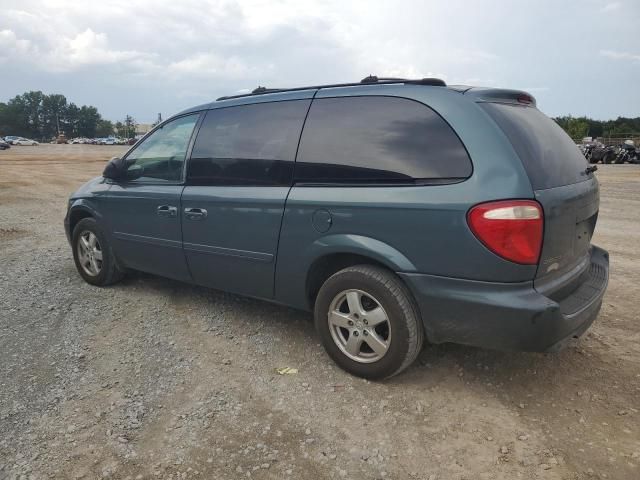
left=188, top=100, right=310, bottom=186
left=480, top=103, right=588, bottom=190
left=295, top=96, right=472, bottom=184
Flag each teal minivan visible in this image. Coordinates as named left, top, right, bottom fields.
left=65, top=76, right=609, bottom=379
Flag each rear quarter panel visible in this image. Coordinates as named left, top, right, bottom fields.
left=275, top=84, right=538, bottom=310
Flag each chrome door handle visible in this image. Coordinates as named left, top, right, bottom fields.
left=184, top=207, right=207, bottom=220
left=157, top=205, right=177, bottom=217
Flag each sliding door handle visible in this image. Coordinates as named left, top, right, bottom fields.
left=184, top=207, right=207, bottom=220
left=157, top=205, right=177, bottom=217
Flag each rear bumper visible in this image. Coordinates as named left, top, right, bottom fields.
left=399, top=245, right=609, bottom=352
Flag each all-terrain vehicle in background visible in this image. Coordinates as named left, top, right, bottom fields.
left=65, top=76, right=609, bottom=379
left=614, top=140, right=639, bottom=164
left=588, top=144, right=617, bottom=164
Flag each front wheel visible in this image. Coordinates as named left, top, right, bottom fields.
left=72, top=217, right=124, bottom=286
left=314, top=265, right=424, bottom=379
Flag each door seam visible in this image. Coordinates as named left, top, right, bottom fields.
left=271, top=90, right=319, bottom=299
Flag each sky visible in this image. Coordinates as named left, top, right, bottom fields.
left=0, top=0, right=639, bottom=123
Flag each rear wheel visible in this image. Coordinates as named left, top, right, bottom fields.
left=314, top=265, right=424, bottom=379
left=72, top=217, right=124, bottom=286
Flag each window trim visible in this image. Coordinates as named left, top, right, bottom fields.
left=113, top=111, right=204, bottom=186
left=292, top=94, right=474, bottom=187
left=293, top=177, right=469, bottom=188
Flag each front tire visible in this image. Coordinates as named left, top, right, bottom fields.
left=72, top=217, right=124, bottom=286
left=314, top=265, right=424, bottom=379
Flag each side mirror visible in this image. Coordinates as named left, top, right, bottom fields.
left=102, top=156, right=127, bottom=180
left=125, top=163, right=143, bottom=181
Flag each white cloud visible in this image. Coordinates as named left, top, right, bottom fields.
left=600, top=2, right=621, bottom=12
left=600, top=49, right=640, bottom=61
left=0, top=0, right=638, bottom=120
left=520, top=87, right=550, bottom=93
left=50, top=28, right=149, bottom=70
left=0, top=29, right=33, bottom=60
left=166, top=53, right=267, bottom=79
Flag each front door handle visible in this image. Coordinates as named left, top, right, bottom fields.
left=184, top=207, right=208, bottom=221
left=157, top=205, right=177, bottom=217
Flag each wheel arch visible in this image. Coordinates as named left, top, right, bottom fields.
left=68, top=202, right=101, bottom=235
left=303, top=234, right=418, bottom=310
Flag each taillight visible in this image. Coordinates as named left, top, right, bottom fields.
left=467, top=200, right=543, bottom=265
left=517, top=94, right=534, bottom=105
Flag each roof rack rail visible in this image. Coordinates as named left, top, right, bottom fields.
left=361, top=75, right=446, bottom=87
left=252, top=86, right=283, bottom=94
left=216, top=75, right=446, bottom=101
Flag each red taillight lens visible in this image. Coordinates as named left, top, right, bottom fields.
left=517, top=94, right=534, bottom=105
left=467, top=200, right=543, bottom=265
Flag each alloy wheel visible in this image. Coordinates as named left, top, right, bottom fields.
left=327, top=289, right=392, bottom=363
left=77, top=231, right=103, bottom=276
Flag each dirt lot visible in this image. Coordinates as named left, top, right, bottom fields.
left=1, top=144, right=639, bottom=480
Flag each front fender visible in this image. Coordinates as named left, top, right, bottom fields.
left=68, top=199, right=105, bottom=221
left=64, top=200, right=105, bottom=243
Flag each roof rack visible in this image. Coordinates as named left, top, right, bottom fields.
left=360, top=75, right=445, bottom=86
left=216, top=75, right=446, bottom=101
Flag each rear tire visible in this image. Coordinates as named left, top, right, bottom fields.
left=314, top=265, right=424, bottom=379
left=72, top=217, right=124, bottom=286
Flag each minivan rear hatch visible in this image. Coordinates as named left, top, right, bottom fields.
left=480, top=101, right=598, bottom=292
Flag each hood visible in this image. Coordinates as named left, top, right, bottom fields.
left=70, top=176, right=108, bottom=199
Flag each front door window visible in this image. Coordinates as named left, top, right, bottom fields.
left=124, top=114, right=199, bottom=182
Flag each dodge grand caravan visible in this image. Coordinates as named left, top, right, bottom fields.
left=64, top=76, right=609, bottom=379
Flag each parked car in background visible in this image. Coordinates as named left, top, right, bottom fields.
left=3, top=135, right=20, bottom=144
left=0, top=139, right=11, bottom=150
left=13, top=137, right=39, bottom=146
left=65, top=76, right=609, bottom=379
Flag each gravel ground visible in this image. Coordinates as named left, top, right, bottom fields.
left=0, top=145, right=639, bottom=480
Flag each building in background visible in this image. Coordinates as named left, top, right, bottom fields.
left=135, top=123, right=153, bottom=136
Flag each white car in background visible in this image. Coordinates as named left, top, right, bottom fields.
left=13, top=137, right=39, bottom=146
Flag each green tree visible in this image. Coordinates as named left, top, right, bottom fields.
left=114, top=121, right=126, bottom=137
left=124, top=115, right=136, bottom=139
left=554, top=115, right=640, bottom=140
left=63, top=103, right=80, bottom=137
left=42, top=93, right=68, bottom=138
left=96, top=119, right=114, bottom=137
left=76, top=106, right=101, bottom=138
left=0, top=91, right=112, bottom=140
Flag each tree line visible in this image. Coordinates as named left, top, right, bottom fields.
left=0, top=91, right=137, bottom=140
left=553, top=116, right=640, bottom=141
left=1, top=90, right=638, bottom=142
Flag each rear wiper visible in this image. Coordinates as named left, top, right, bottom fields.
left=585, top=165, right=598, bottom=175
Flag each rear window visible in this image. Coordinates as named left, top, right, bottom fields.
left=295, top=96, right=472, bottom=184
left=480, top=103, right=588, bottom=190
